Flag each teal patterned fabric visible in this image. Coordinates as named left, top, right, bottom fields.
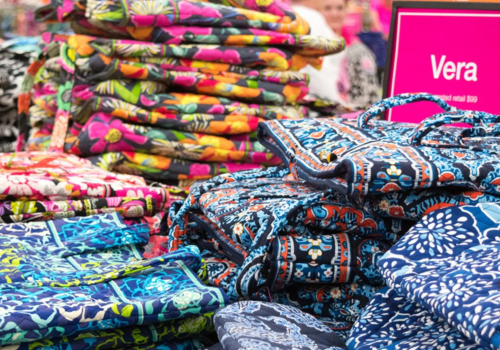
left=0, top=213, right=229, bottom=346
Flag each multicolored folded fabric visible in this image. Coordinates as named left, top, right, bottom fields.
left=70, top=113, right=280, bottom=165
left=37, top=0, right=312, bottom=34
left=133, top=339, right=203, bottom=349
left=74, top=25, right=344, bottom=57
left=348, top=203, right=500, bottom=350
left=0, top=221, right=229, bottom=346
left=0, top=212, right=148, bottom=272
left=13, top=320, right=208, bottom=349
left=89, top=151, right=264, bottom=181
left=258, top=93, right=500, bottom=195
left=74, top=98, right=267, bottom=135
left=75, top=92, right=306, bottom=121
left=0, top=152, right=170, bottom=207
left=194, top=176, right=402, bottom=249
left=194, top=214, right=392, bottom=290
left=213, top=301, right=347, bottom=350
left=84, top=55, right=310, bottom=86
left=0, top=197, right=156, bottom=223
left=69, top=35, right=321, bottom=71
left=168, top=166, right=397, bottom=299
left=81, top=60, right=309, bottom=104
left=266, top=234, right=391, bottom=288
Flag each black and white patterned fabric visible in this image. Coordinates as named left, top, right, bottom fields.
left=0, top=50, right=31, bottom=111
left=0, top=108, right=18, bottom=152
left=340, top=42, right=380, bottom=108
left=212, top=301, right=347, bottom=350
left=0, top=45, right=34, bottom=152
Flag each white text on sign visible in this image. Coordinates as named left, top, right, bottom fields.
left=431, top=55, right=477, bottom=81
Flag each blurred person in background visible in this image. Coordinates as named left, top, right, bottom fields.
left=291, top=0, right=346, bottom=102
left=318, top=0, right=380, bottom=107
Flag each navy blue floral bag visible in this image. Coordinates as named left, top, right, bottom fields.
left=167, top=166, right=399, bottom=302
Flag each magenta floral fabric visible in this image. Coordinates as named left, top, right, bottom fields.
left=0, top=152, right=170, bottom=207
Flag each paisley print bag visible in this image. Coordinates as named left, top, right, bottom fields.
left=167, top=167, right=397, bottom=302
left=258, top=93, right=500, bottom=195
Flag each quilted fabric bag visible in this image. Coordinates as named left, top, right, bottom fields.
left=168, top=167, right=399, bottom=300
left=258, top=93, right=500, bottom=195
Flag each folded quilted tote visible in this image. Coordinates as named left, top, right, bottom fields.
left=80, top=57, right=309, bottom=104
left=265, top=234, right=391, bottom=288
left=100, top=26, right=342, bottom=57
left=69, top=35, right=321, bottom=71
left=74, top=97, right=267, bottom=135
left=88, top=151, right=264, bottom=181
left=0, top=152, right=170, bottom=206
left=74, top=85, right=306, bottom=121
left=258, top=93, right=500, bottom=195
left=168, top=167, right=398, bottom=299
left=12, top=314, right=211, bottom=349
left=84, top=55, right=309, bottom=86
left=70, top=113, right=279, bottom=165
left=0, top=197, right=156, bottom=223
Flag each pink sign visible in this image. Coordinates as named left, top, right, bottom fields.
left=385, top=5, right=500, bottom=123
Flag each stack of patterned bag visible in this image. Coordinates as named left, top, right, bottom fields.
left=0, top=151, right=187, bottom=257
left=166, top=93, right=500, bottom=338
left=0, top=151, right=230, bottom=349
left=19, top=0, right=346, bottom=187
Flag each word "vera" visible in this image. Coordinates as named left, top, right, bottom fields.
left=431, top=55, right=477, bottom=81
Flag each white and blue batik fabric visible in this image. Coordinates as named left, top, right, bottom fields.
left=347, top=203, right=500, bottom=350
left=213, top=301, right=347, bottom=350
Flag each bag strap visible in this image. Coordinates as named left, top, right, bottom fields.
left=356, top=93, right=454, bottom=129
left=406, top=110, right=500, bottom=146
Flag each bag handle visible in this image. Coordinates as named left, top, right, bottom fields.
left=406, top=110, right=500, bottom=146
left=356, top=93, right=455, bottom=129
left=459, top=123, right=500, bottom=139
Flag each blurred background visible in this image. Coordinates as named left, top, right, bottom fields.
left=0, top=0, right=390, bottom=109
left=290, top=0, right=391, bottom=107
